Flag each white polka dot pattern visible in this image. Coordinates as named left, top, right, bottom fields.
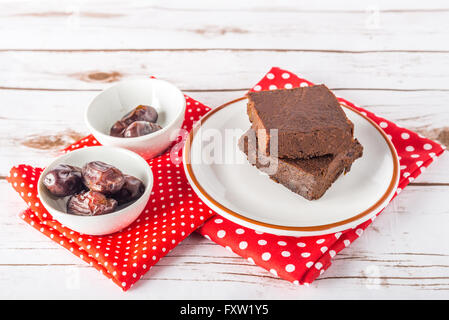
left=8, top=94, right=215, bottom=291
left=197, top=67, right=446, bottom=286
left=8, top=68, right=446, bottom=289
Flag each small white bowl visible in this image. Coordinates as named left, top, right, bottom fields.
left=85, top=78, right=186, bottom=159
left=37, top=146, right=153, bottom=236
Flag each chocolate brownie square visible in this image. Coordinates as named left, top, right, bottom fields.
left=247, top=85, right=354, bottom=159
left=238, top=129, right=363, bottom=200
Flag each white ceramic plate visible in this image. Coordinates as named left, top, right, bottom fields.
left=184, top=97, right=399, bottom=237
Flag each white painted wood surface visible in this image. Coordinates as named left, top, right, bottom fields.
left=0, top=0, right=448, bottom=299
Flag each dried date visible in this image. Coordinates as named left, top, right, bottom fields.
left=110, top=120, right=127, bottom=137
left=112, top=175, right=145, bottom=205
left=82, top=161, right=125, bottom=194
left=121, top=105, right=158, bottom=125
left=43, top=164, right=83, bottom=197
left=123, top=121, right=162, bottom=138
left=67, top=190, right=118, bottom=216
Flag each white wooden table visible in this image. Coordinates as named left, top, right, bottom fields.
left=1, top=0, right=449, bottom=299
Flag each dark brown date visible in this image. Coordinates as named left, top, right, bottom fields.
left=110, top=120, right=127, bottom=137
left=123, top=121, right=162, bottom=138
left=121, top=105, right=158, bottom=125
left=43, top=164, right=83, bottom=197
left=82, top=161, right=125, bottom=194
left=112, top=175, right=145, bottom=205
left=67, top=190, right=118, bottom=216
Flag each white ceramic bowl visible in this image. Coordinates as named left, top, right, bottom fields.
left=37, top=146, right=153, bottom=236
left=85, top=78, right=186, bottom=159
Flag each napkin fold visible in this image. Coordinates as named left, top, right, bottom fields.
left=196, top=67, right=446, bottom=284
left=8, top=67, right=445, bottom=290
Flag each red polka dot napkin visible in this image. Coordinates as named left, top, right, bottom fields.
left=196, top=67, right=446, bottom=285
left=7, top=95, right=215, bottom=291
left=7, top=67, right=445, bottom=290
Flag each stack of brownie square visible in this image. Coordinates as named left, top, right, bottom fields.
left=238, top=84, right=363, bottom=200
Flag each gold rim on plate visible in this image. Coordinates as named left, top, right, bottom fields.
left=184, top=97, right=399, bottom=233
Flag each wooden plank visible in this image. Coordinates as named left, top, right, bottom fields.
left=0, top=87, right=447, bottom=182
left=2, top=50, right=449, bottom=91
left=1, top=51, right=448, bottom=164
left=4, top=180, right=449, bottom=246
left=1, top=180, right=449, bottom=298
left=1, top=249, right=448, bottom=299
left=1, top=0, right=448, bottom=300
left=1, top=0, right=449, bottom=50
